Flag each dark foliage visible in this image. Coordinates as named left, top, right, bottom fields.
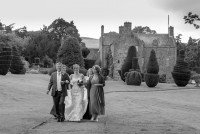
left=144, top=74, right=159, bottom=87
left=57, top=36, right=84, bottom=68
left=0, top=46, right=12, bottom=75
left=125, top=71, right=142, bottom=86
left=82, top=47, right=90, bottom=58
left=84, top=59, right=95, bottom=70
left=145, top=49, right=159, bottom=87
left=121, top=46, right=137, bottom=81
left=146, top=49, right=159, bottom=74
left=101, top=67, right=109, bottom=80
left=132, top=57, right=140, bottom=72
left=172, top=49, right=191, bottom=87
left=159, top=74, right=166, bottom=83
left=9, top=46, right=26, bottom=74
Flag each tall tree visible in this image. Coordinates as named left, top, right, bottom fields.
left=184, top=12, right=200, bottom=29
left=132, top=26, right=156, bottom=34
left=47, top=18, right=81, bottom=42
left=175, top=34, right=186, bottom=56
left=185, top=37, right=200, bottom=69
left=57, top=36, right=84, bottom=68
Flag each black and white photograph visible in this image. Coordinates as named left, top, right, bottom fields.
left=0, top=0, right=200, bottom=133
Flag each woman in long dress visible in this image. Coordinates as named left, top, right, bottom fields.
left=88, top=65, right=105, bottom=122
left=65, top=64, right=88, bottom=121
left=83, top=68, right=93, bottom=119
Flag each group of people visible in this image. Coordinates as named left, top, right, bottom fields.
left=47, top=62, right=105, bottom=122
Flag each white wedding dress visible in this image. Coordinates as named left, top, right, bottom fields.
left=65, top=74, right=88, bottom=121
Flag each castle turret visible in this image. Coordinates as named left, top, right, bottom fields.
left=168, top=26, right=174, bottom=37
left=101, top=25, right=104, bottom=36
left=119, top=26, right=124, bottom=34
left=124, top=22, right=132, bottom=31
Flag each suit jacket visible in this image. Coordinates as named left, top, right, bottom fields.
left=47, top=72, right=70, bottom=97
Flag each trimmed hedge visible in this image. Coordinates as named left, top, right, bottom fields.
left=0, top=47, right=12, bottom=75
left=121, top=46, right=137, bottom=81
left=145, top=49, right=159, bottom=87
left=171, top=49, right=191, bottom=87
left=145, top=73, right=159, bottom=87
left=9, top=46, right=26, bottom=74
left=125, top=71, right=142, bottom=86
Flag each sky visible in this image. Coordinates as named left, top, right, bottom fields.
left=0, top=0, right=200, bottom=43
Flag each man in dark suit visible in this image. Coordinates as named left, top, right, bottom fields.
left=47, top=62, right=70, bottom=122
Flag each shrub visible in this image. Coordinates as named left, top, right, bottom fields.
left=131, top=57, right=140, bottom=72
left=146, top=49, right=159, bottom=74
left=84, top=59, right=95, bottom=70
left=121, top=46, right=137, bottom=81
left=82, top=47, right=90, bottom=58
left=9, top=46, right=26, bottom=74
left=159, top=74, right=166, bottom=83
left=125, top=71, right=142, bottom=86
left=172, top=49, right=191, bottom=87
left=145, top=74, right=159, bottom=87
left=42, top=55, right=53, bottom=68
left=0, top=46, right=12, bottom=75
left=145, top=49, right=159, bottom=87
left=57, top=36, right=84, bottom=68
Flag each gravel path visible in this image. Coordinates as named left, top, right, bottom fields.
left=1, top=74, right=200, bottom=134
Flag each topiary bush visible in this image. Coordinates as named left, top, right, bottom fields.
left=120, top=46, right=137, bottom=81
left=9, top=46, right=26, bottom=74
left=145, top=49, right=159, bottom=87
left=125, top=71, right=142, bottom=86
left=129, top=57, right=140, bottom=72
left=0, top=46, right=12, bottom=75
left=171, top=49, right=191, bottom=87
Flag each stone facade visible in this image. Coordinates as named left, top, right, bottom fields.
left=99, top=22, right=177, bottom=82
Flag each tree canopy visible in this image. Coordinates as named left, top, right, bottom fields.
left=132, top=26, right=156, bottom=34
left=184, top=12, right=200, bottom=29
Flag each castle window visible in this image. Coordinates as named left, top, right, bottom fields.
left=118, top=60, right=120, bottom=63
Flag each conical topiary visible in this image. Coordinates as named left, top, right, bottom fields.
left=125, top=71, right=142, bottom=86
left=145, top=49, right=159, bottom=87
left=171, top=49, right=190, bottom=87
left=146, top=49, right=159, bottom=74
left=120, top=46, right=137, bottom=81
left=129, top=57, right=140, bottom=72
left=9, top=46, right=26, bottom=74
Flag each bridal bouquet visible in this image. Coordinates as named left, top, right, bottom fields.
left=77, top=80, right=84, bottom=87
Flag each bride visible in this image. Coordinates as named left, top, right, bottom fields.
left=65, top=64, right=88, bottom=121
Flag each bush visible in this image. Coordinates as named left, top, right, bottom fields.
left=121, top=46, right=137, bottom=81
left=125, top=71, right=142, bottom=86
left=159, top=74, right=166, bottom=83
left=145, top=49, right=159, bottom=87
left=57, top=36, right=84, bottom=68
left=9, top=46, right=26, bottom=74
left=145, top=73, right=159, bottom=87
left=172, top=49, right=191, bottom=87
left=84, top=59, right=95, bottom=70
left=42, top=55, right=53, bottom=68
left=146, top=49, right=159, bottom=74
left=132, top=57, right=140, bottom=72
left=82, top=47, right=90, bottom=58
left=0, top=46, right=12, bottom=75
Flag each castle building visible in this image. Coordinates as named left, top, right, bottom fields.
left=99, top=22, right=177, bottom=82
